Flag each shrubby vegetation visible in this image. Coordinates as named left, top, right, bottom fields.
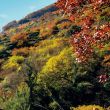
left=2, top=56, right=24, bottom=71
left=3, top=82, right=30, bottom=110
left=38, top=47, right=74, bottom=89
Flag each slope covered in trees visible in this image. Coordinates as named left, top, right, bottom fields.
left=0, top=0, right=110, bottom=110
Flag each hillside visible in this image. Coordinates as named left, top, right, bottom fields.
left=2, top=4, right=58, bottom=31
left=0, top=0, right=110, bottom=110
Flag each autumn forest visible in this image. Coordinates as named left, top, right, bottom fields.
left=0, top=0, right=110, bottom=110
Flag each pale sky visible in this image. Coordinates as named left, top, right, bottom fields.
left=0, top=0, right=57, bottom=30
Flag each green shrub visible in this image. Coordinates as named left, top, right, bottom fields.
left=4, top=82, right=30, bottom=110
left=37, top=47, right=75, bottom=89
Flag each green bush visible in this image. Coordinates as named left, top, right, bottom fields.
left=4, top=82, right=30, bottom=110
left=37, top=47, right=75, bottom=89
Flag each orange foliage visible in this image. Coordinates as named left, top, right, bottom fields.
left=18, top=23, right=29, bottom=30
left=10, top=32, right=28, bottom=46
left=102, top=55, right=110, bottom=67
left=12, top=47, right=29, bottom=56
left=30, top=27, right=40, bottom=33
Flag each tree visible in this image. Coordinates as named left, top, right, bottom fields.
left=4, top=82, right=30, bottom=110
left=20, top=59, right=49, bottom=110
left=56, top=0, right=110, bottom=63
left=55, top=0, right=110, bottom=107
left=38, top=47, right=75, bottom=89
left=10, top=32, right=28, bottom=47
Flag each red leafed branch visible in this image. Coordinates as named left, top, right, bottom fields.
left=56, top=0, right=110, bottom=63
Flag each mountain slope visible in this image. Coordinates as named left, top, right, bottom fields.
left=0, top=1, right=110, bottom=110
left=3, top=4, right=58, bottom=31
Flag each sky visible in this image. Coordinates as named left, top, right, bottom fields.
left=0, top=0, right=57, bottom=30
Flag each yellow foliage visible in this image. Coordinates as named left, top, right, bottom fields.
left=17, top=82, right=29, bottom=94
left=40, top=29, right=51, bottom=39
left=29, top=38, right=70, bottom=73
left=0, top=45, right=5, bottom=50
left=41, top=48, right=73, bottom=73
left=38, top=47, right=75, bottom=88
left=34, top=38, right=69, bottom=61
left=36, top=38, right=69, bottom=56
left=71, top=105, right=105, bottom=110
left=2, top=56, right=24, bottom=71
left=57, top=22, right=71, bottom=29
